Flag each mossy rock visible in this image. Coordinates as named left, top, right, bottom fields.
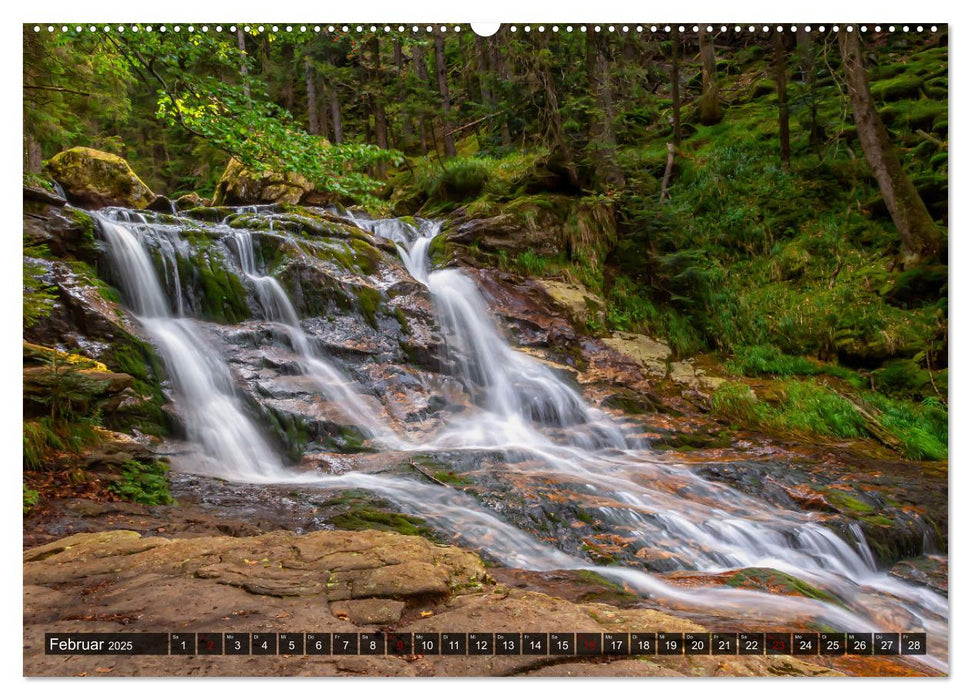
left=211, top=158, right=325, bottom=207
left=724, top=567, right=839, bottom=604
left=44, top=147, right=155, bottom=210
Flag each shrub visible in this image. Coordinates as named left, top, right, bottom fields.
left=108, top=460, right=173, bottom=506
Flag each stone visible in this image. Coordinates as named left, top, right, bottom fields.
left=601, top=332, right=671, bottom=378
left=44, top=147, right=155, bottom=210
left=329, top=598, right=406, bottom=625
left=538, top=280, right=606, bottom=329
left=211, top=158, right=321, bottom=206
left=669, top=360, right=726, bottom=393
left=174, top=192, right=204, bottom=210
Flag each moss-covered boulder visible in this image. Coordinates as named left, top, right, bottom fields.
left=44, top=147, right=155, bottom=210
left=211, top=158, right=328, bottom=207
left=445, top=195, right=616, bottom=264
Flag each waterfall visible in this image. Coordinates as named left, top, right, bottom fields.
left=225, top=229, right=402, bottom=446
left=96, top=215, right=285, bottom=481
left=93, top=207, right=947, bottom=670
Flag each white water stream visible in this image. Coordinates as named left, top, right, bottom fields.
left=94, top=209, right=948, bottom=671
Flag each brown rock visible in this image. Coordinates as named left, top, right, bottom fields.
left=330, top=598, right=406, bottom=625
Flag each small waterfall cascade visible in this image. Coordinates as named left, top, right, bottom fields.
left=96, top=213, right=285, bottom=480
left=92, top=206, right=948, bottom=670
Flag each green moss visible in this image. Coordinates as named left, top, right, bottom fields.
left=824, top=490, right=875, bottom=514
left=100, top=336, right=170, bottom=437
left=190, top=249, right=251, bottom=323
left=326, top=493, right=440, bottom=540
left=316, top=424, right=370, bottom=454
left=432, top=470, right=473, bottom=486
left=725, top=567, right=839, bottom=604
left=393, top=306, right=410, bottom=334
left=352, top=285, right=383, bottom=329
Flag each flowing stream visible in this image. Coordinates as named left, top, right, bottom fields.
left=93, top=208, right=947, bottom=671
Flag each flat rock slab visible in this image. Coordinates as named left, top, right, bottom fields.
left=23, top=528, right=852, bottom=677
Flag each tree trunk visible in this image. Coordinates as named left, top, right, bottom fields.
left=280, top=43, right=295, bottom=113
left=392, top=39, right=414, bottom=149
left=369, top=37, right=389, bottom=151
left=434, top=33, right=456, bottom=158
left=490, top=34, right=512, bottom=147
left=24, top=132, right=42, bottom=173
left=304, top=56, right=319, bottom=135
left=236, top=27, right=250, bottom=101
left=537, top=35, right=578, bottom=187
left=476, top=36, right=494, bottom=107
left=326, top=77, right=343, bottom=143
left=839, top=27, right=941, bottom=263
left=586, top=32, right=624, bottom=189
left=412, top=43, right=432, bottom=152
left=774, top=32, right=791, bottom=169
left=671, top=29, right=681, bottom=147
left=698, top=27, right=722, bottom=125
left=317, top=83, right=330, bottom=141
left=796, top=31, right=823, bottom=147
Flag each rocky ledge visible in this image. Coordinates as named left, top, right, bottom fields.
left=25, top=528, right=843, bottom=677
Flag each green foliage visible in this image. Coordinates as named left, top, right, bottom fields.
left=23, top=416, right=102, bottom=471
left=865, top=394, right=948, bottom=461
left=23, top=172, right=55, bottom=192
left=23, top=418, right=65, bottom=471
left=711, top=377, right=947, bottom=460
left=23, top=28, right=132, bottom=158
left=23, top=483, right=40, bottom=515
left=108, top=459, right=173, bottom=505
left=421, top=157, right=492, bottom=201
left=728, top=345, right=821, bottom=377
left=27, top=354, right=110, bottom=424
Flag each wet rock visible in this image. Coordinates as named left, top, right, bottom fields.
left=23, top=528, right=848, bottom=677
left=23, top=257, right=136, bottom=361
left=469, top=269, right=578, bottom=351
left=889, top=556, right=948, bottom=597
left=147, top=194, right=174, bottom=213
left=174, top=192, right=204, bottom=210
left=24, top=184, right=66, bottom=208
left=44, top=147, right=155, bottom=210
left=24, top=198, right=100, bottom=263
left=665, top=567, right=838, bottom=604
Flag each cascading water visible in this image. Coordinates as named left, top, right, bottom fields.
left=225, top=229, right=402, bottom=446
left=96, top=214, right=284, bottom=480
left=94, top=207, right=947, bottom=671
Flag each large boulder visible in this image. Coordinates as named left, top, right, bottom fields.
left=444, top=195, right=616, bottom=264
left=44, top=147, right=155, bottom=210
left=211, top=158, right=330, bottom=206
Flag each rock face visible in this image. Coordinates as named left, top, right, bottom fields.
left=444, top=195, right=615, bottom=262
left=44, top=147, right=155, bottom=210
left=211, top=158, right=326, bottom=207
left=23, top=528, right=842, bottom=677
left=538, top=280, right=606, bottom=329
